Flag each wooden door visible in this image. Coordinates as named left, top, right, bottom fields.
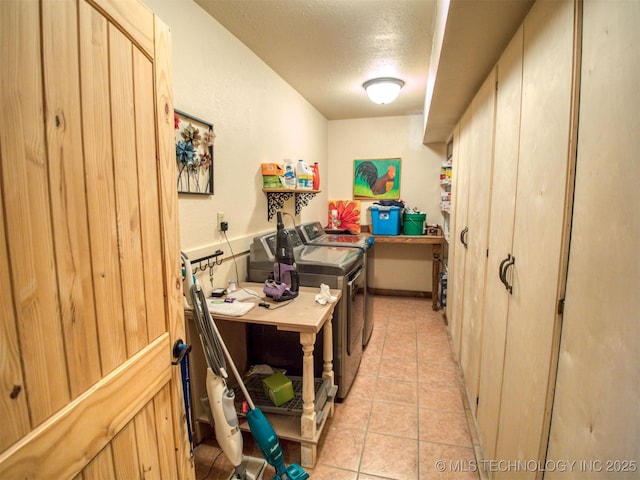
left=545, top=1, right=640, bottom=475
left=476, top=25, right=524, bottom=461
left=459, top=69, right=497, bottom=414
left=447, top=113, right=471, bottom=357
left=494, top=1, right=579, bottom=477
left=0, top=0, right=193, bottom=478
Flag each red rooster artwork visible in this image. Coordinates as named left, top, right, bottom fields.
left=353, top=159, right=401, bottom=199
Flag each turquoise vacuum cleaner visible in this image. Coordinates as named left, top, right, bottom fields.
left=182, top=252, right=309, bottom=480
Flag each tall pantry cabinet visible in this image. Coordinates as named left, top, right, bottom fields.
left=447, top=0, right=580, bottom=477
left=458, top=70, right=497, bottom=415
left=447, top=116, right=469, bottom=359
left=545, top=1, right=640, bottom=476
left=475, top=24, right=524, bottom=463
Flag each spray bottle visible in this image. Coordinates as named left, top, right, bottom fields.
left=283, top=159, right=296, bottom=189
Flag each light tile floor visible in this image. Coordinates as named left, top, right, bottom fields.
left=195, top=295, right=481, bottom=480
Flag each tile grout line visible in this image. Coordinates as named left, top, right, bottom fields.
left=444, top=311, right=483, bottom=480
left=416, top=306, right=422, bottom=480
left=355, top=305, right=386, bottom=479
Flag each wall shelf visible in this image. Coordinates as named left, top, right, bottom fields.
left=262, top=188, right=321, bottom=220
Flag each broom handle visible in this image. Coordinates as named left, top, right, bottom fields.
left=206, top=315, right=256, bottom=410
left=181, top=252, right=256, bottom=410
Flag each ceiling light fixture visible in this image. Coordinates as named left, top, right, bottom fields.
left=363, top=77, right=405, bottom=105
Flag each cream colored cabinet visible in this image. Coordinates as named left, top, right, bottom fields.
left=458, top=70, right=497, bottom=415
left=493, top=3, right=578, bottom=475
left=448, top=1, right=580, bottom=478
left=447, top=116, right=470, bottom=359
left=476, top=25, right=524, bottom=462
left=546, top=1, right=640, bottom=476
left=448, top=67, right=496, bottom=419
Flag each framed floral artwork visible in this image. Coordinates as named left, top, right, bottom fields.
left=175, top=109, right=215, bottom=195
left=328, top=200, right=361, bottom=233
left=353, top=158, right=401, bottom=200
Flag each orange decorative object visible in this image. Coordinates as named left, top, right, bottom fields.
left=328, top=200, right=361, bottom=233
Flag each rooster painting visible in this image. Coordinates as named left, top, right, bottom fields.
left=354, top=159, right=401, bottom=199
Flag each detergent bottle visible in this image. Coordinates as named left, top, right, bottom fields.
left=296, top=160, right=313, bottom=190
left=312, top=162, right=320, bottom=190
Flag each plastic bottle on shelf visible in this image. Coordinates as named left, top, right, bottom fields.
left=283, top=159, right=296, bottom=189
left=296, top=159, right=313, bottom=190
left=312, top=162, right=320, bottom=190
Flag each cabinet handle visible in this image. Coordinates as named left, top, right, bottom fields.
left=504, top=255, right=516, bottom=294
left=499, top=254, right=511, bottom=289
left=460, top=227, right=469, bottom=249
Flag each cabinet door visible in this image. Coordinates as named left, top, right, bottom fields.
left=476, top=25, right=524, bottom=461
left=447, top=113, right=472, bottom=357
left=546, top=1, right=640, bottom=474
left=0, top=0, right=191, bottom=477
left=459, top=69, right=497, bottom=414
left=495, top=0, right=578, bottom=475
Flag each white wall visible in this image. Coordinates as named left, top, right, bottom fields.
left=328, top=115, right=444, bottom=226
left=144, top=1, right=447, bottom=294
left=144, top=0, right=329, bottom=289
left=328, top=115, right=445, bottom=292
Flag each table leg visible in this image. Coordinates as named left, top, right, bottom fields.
left=322, top=314, right=334, bottom=417
left=432, top=243, right=442, bottom=310
left=299, top=332, right=317, bottom=467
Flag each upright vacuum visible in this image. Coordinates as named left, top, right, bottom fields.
left=182, top=252, right=309, bottom=480
left=263, top=211, right=299, bottom=302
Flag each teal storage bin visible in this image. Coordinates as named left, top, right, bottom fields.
left=369, top=206, right=401, bottom=235
left=403, top=212, right=426, bottom=235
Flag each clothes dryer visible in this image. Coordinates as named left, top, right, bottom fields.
left=248, top=228, right=364, bottom=400
left=296, top=222, right=376, bottom=346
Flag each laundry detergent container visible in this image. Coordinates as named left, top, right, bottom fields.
left=369, top=205, right=401, bottom=235
left=403, top=212, right=426, bottom=235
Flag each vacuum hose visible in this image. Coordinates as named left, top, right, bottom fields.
left=181, top=252, right=255, bottom=409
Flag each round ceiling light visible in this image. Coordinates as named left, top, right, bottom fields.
left=363, top=77, right=405, bottom=105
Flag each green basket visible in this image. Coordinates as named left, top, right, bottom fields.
left=403, top=213, right=426, bottom=235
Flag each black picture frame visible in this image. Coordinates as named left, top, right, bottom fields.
left=174, top=109, right=214, bottom=195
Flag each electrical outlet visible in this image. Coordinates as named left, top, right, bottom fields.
left=217, top=212, right=225, bottom=231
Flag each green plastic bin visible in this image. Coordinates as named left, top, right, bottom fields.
left=403, top=212, right=426, bottom=235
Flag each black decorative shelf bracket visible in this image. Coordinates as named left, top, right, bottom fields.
left=294, top=192, right=317, bottom=215
left=266, top=192, right=294, bottom=221
left=264, top=191, right=319, bottom=221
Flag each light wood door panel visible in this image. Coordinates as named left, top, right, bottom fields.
left=110, top=23, right=150, bottom=356
left=133, top=46, right=167, bottom=342
left=546, top=1, right=640, bottom=476
left=79, top=0, right=128, bottom=376
left=448, top=112, right=472, bottom=357
left=495, top=1, right=578, bottom=476
left=42, top=0, right=103, bottom=400
left=459, top=69, right=496, bottom=414
left=0, top=172, right=30, bottom=451
left=0, top=0, right=70, bottom=431
left=476, top=25, right=524, bottom=462
left=0, top=0, right=192, bottom=478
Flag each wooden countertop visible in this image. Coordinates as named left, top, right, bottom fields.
left=372, top=234, right=445, bottom=245
left=207, top=283, right=342, bottom=334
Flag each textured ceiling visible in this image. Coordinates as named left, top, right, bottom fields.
left=195, top=0, right=437, bottom=120
left=195, top=0, right=535, bottom=141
